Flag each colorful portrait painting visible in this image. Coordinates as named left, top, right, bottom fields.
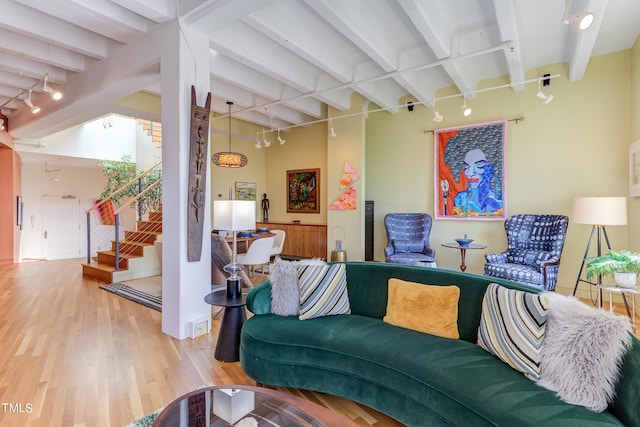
left=434, top=121, right=507, bottom=220
left=287, top=168, right=320, bottom=213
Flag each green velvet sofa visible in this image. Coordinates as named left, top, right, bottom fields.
left=240, top=262, right=640, bottom=426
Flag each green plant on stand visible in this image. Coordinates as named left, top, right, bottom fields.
left=585, top=249, right=640, bottom=288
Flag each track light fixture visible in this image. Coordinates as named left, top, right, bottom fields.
left=24, top=89, right=41, bottom=114
left=277, top=129, right=286, bottom=145
left=562, top=0, right=594, bottom=31
left=254, top=132, right=261, bottom=149
left=536, top=77, right=554, bottom=104
left=460, top=93, right=471, bottom=117
left=329, top=118, right=336, bottom=137
left=43, top=74, right=62, bottom=100
left=432, top=98, right=443, bottom=123
left=262, top=130, right=270, bottom=148
left=0, top=118, right=4, bottom=131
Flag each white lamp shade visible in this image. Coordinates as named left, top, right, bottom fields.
left=572, top=197, right=627, bottom=226
left=213, top=200, right=256, bottom=231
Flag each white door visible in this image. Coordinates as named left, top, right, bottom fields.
left=43, top=197, right=80, bottom=260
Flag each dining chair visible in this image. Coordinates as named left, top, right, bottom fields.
left=270, top=230, right=286, bottom=258
left=237, top=237, right=275, bottom=275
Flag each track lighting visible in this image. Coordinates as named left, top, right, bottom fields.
left=262, top=131, right=270, bottom=148
left=536, top=77, right=554, bottom=104
left=24, top=89, right=40, bottom=114
left=562, top=0, right=594, bottom=31
left=277, top=129, right=285, bottom=145
left=43, top=74, right=62, bottom=100
left=255, top=132, right=261, bottom=149
left=0, top=118, right=4, bottom=131
left=329, top=118, right=336, bottom=137
left=432, top=99, right=443, bottom=123
left=460, top=94, right=471, bottom=117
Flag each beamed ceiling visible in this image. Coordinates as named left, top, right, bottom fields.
left=2, top=0, right=639, bottom=147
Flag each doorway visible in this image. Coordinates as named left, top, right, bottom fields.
left=42, top=196, right=80, bottom=260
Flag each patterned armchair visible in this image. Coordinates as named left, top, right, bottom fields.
left=484, top=214, right=569, bottom=291
left=384, top=213, right=436, bottom=265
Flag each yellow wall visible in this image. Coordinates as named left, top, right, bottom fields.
left=629, top=38, right=640, bottom=252
left=366, top=51, right=632, bottom=297
left=262, top=121, right=328, bottom=224
left=210, top=113, right=266, bottom=218
left=327, top=94, right=366, bottom=260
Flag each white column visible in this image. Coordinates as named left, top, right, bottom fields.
left=160, top=21, right=211, bottom=339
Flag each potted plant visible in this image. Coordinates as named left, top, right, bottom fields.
left=585, top=249, right=640, bottom=288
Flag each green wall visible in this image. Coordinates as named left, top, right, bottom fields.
left=366, top=51, right=632, bottom=297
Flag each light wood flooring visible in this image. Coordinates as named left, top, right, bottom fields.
left=0, top=259, right=401, bottom=427
left=1, top=259, right=638, bottom=427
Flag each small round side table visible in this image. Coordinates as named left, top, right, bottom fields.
left=204, top=291, right=247, bottom=362
left=441, top=242, right=487, bottom=272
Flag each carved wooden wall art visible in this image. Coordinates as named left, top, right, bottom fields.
left=187, top=86, right=211, bottom=262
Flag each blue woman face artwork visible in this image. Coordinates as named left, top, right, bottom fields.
left=462, top=148, right=492, bottom=189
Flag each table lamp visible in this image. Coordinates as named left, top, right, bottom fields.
left=572, top=196, right=627, bottom=296
left=213, top=200, right=256, bottom=298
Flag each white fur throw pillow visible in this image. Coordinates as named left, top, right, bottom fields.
left=536, top=292, right=633, bottom=412
left=269, top=258, right=300, bottom=316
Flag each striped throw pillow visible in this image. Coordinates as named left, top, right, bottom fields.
left=298, top=263, right=350, bottom=320
left=477, top=283, right=549, bottom=380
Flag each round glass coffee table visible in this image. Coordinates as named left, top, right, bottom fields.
left=153, top=385, right=357, bottom=426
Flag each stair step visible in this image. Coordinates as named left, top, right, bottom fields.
left=97, top=251, right=139, bottom=269
left=137, top=220, right=162, bottom=232
left=148, top=211, right=162, bottom=222
left=111, top=240, right=148, bottom=256
left=124, top=230, right=159, bottom=244
left=82, top=263, right=121, bottom=283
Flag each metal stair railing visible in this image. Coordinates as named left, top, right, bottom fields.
left=84, top=161, right=162, bottom=270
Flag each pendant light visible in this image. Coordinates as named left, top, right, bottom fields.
left=212, top=101, right=248, bottom=168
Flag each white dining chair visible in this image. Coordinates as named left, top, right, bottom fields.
left=237, top=237, right=274, bottom=275
left=270, top=230, right=286, bottom=258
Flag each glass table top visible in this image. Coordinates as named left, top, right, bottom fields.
left=154, top=386, right=323, bottom=427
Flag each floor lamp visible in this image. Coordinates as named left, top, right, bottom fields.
left=572, top=197, right=627, bottom=302
left=213, top=200, right=256, bottom=298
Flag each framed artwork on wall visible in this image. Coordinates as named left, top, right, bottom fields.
left=630, top=139, right=640, bottom=197
left=235, top=182, right=257, bottom=200
left=434, top=120, right=507, bottom=220
left=287, top=168, right=320, bottom=213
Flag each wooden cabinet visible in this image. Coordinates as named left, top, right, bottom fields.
left=256, top=221, right=327, bottom=259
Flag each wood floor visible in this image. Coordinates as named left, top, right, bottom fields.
left=1, top=259, right=638, bottom=427
left=0, top=259, right=401, bottom=427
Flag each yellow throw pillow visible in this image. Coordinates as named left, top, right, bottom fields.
left=383, top=278, right=460, bottom=339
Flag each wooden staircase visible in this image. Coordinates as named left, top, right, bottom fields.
left=138, top=119, right=162, bottom=147
left=82, top=211, right=162, bottom=283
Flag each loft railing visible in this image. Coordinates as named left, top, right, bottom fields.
left=85, top=161, right=162, bottom=270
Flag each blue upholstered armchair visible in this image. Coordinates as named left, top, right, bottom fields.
left=484, top=214, right=569, bottom=291
left=384, top=213, right=436, bottom=265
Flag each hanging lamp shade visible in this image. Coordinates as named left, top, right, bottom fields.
left=212, top=101, right=248, bottom=168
